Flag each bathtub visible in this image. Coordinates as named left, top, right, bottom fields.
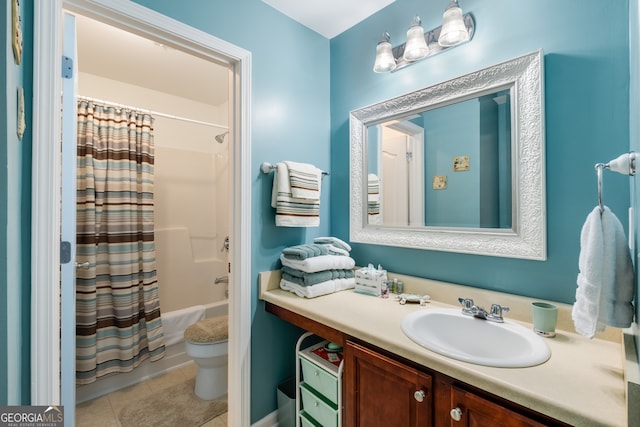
left=76, top=300, right=228, bottom=404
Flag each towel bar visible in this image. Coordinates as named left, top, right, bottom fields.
left=260, top=161, right=329, bottom=176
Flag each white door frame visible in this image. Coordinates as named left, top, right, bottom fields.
left=31, top=1, right=252, bottom=425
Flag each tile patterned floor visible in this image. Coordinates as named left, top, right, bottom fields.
left=75, top=362, right=227, bottom=427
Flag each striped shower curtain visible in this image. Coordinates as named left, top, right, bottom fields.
left=75, top=100, right=165, bottom=385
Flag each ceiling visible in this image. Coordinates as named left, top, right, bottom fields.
left=75, top=14, right=229, bottom=106
left=262, top=0, right=395, bottom=39
left=75, top=2, right=392, bottom=107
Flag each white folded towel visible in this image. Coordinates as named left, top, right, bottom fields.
left=280, top=277, right=355, bottom=298
left=572, top=206, right=635, bottom=338
left=280, top=253, right=356, bottom=273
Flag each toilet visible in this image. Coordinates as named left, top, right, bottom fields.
left=184, top=315, right=228, bottom=400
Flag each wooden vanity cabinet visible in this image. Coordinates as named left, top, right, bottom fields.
left=438, top=379, right=549, bottom=427
left=345, top=340, right=569, bottom=427
left=344, top=340, right=433, bottom=427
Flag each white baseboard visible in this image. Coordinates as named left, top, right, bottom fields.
left=252, top=410, right=279, bottom=427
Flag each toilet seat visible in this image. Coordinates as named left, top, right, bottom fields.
left=184, top=315, right=228, bottom=344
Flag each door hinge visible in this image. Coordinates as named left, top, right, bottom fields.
left=228, top=262, right=231, bottom=274
left=406, top=151, right=413, bottom=161
left=62, top=56, right=73, bottom=79
left=60, top=241, right=71, bottom=264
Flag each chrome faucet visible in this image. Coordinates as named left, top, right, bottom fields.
left=458, top=298, right=509, bottom=323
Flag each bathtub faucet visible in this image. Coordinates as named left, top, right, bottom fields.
left=214, top=276, right=229, bottom=285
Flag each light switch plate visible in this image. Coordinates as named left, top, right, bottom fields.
left=12, top=0, right=23, bottom=65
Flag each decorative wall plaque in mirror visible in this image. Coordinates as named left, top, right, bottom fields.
left=350, top=50, right=546, bottom=260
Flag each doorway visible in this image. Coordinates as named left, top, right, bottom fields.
left=31, top=1, right=252, bottom=426
left=72, top=12, right=231, bottom=398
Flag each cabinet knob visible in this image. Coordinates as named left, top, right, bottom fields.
left=413, top=390, right=426, bottom=402
left=450, top=407, right=463, bottom=421
left=313, top=370, right=319, bottom=376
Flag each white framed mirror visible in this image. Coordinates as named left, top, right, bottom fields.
left=350, top=50, right=546, bottom=260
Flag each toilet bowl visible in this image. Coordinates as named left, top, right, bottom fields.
left=184, top=315, right=228, bottom=400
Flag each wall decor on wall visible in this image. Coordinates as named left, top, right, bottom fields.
left=453, top=155, right=469, bottom=172
left=432, top=175, right=447, bottom=190
left=17, top=87, right=25, bottom=140
left=12, top=0, right=23, bottom=65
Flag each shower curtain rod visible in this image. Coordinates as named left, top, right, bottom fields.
left=77, top=95, right=228, bottom=130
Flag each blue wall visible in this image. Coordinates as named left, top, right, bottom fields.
left=1, top=0, right=32, bottom=405
left=130, top=1, right=331, bottom=422
left=330, top=0, right=631, bottom=304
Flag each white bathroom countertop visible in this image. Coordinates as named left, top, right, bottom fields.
left=259, top=270, right=629, bottom=427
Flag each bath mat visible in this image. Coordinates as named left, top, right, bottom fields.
left=118, top=378, right=227, bottom=427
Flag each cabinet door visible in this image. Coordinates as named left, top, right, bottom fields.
left=345, top=341, right=433, bottom=427
left=449, top=386, right=547, bottom=427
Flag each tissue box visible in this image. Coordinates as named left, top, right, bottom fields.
left=355, top=267, right=387, bottom=296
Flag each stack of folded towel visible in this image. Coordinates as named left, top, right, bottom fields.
left=368, top=173, right=381, bottom=224
left=271, top=161, right=322, bottom=227
left=280, top=237, right=356, bottom=298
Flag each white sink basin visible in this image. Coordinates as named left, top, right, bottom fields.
left=401, top=308, right=550, bottom=368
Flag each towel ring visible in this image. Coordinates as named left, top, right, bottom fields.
left=595, top=163, right=605, bottom=213
left=594, top=152, right=637, bottom=214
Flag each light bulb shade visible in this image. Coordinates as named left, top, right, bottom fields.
left=438, top=1, right=469, bottom=47
left=373, top=39, right=396, bottom=73
left=403, top=19, right=429, bottom=62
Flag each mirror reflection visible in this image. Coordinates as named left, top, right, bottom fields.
left=366, top=88, right=512, bottom=229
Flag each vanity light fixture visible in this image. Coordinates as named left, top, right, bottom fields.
left=373, top=32, right=397, bottom=73
left=438, top=0, right=470, bottom=47
left=403, top=16, right=429, bottom=62
left=373, top=0, right=475, bottom=73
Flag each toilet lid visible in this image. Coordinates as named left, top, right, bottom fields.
left=184, top=315, right=228, bottom=344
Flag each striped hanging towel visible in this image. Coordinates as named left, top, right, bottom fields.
left=271, top=162, right=322, bottom=227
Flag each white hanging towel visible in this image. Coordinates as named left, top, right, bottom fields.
left=271, top=162, right=321, bottom=227
left=572, top=206, right=635, bottom=338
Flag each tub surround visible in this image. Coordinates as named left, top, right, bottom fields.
left=260, top=270, right=628, bottom=426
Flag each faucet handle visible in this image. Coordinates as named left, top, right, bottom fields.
left=458, top=298, right=475, bottom=315
left=488, top=304, right=509, bottom=322
left=490, top=304, right=509, bottom=315
left=458, top=297, right=474, bottom=309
